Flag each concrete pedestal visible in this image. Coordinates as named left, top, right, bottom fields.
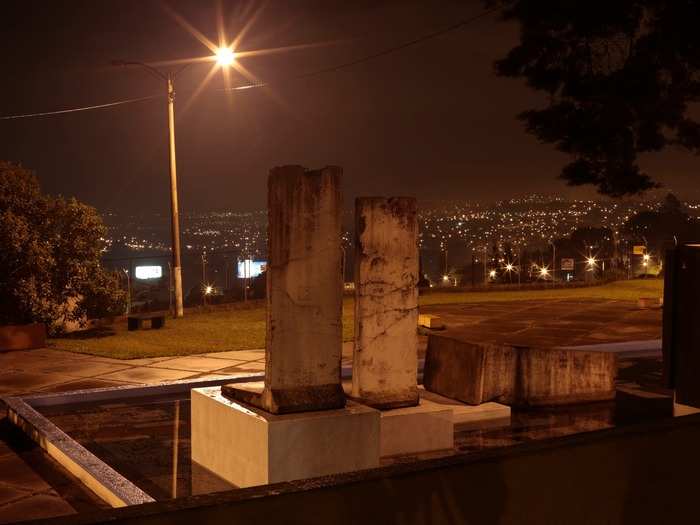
left=191, top=386, right=380, bottom=488
left=379, top=399, right=453, bottom=457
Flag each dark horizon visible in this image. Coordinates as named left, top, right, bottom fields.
left=2, top=0, right=699, bottom=214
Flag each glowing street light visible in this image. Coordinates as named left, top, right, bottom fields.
left=586, top=256, right=597, bottom=269
left=489, top=269, right=497, bottom=279
left=204, top=285, right=213, bottom=295
left=505, top=263, right=514, bottom=273
left=215, top=47, right=236, bottom=66
left=539, top=266, right=550, bottom=279
left=643, top=253, right=651, bottom=262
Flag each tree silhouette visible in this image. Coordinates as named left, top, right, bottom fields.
left=489, top=1, right=700, bottom=197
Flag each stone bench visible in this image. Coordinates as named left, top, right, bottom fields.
left=127, top=313, right=166, bottom=331
left=422, top=333, right=616, bottom=407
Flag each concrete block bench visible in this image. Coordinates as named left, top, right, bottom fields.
left=422, top=333, right=616, bottom=407
left=127, top=313, right=166, bottom=331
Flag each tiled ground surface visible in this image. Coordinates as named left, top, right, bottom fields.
left=420, top=299, right=661, bottom=348
left=0, top=298, right=662, bottom=523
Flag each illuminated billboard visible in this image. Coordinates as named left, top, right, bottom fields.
left=237, top=259, right=266, bottom=279
left=134, top=265, right=163, bottom=280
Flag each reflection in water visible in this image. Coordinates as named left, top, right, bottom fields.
left=40, top=393, right=234, bottom=500
left=38, top=357, right=673, bottom=501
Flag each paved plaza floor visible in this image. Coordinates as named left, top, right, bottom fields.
left=0, top=298, right=662, bottom=523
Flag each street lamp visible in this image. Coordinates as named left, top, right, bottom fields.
left=112, top=48, right=235, bottom=318
left=215, top=47, right=236, bottom=66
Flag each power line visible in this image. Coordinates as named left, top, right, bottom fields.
left=296, top=5, right=502, bottom=80
left=222, top=5, right=503, bottom=92
left=0, top=94, right=164, bottom=121
left=0, top=5, right=502, bottom=119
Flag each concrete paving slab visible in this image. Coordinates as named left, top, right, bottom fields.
left=96, top=367, right=197, bottom=383
left=0, top=484, right=27, bottom=507
left=37, top=378, right=140, bottom=394
left=0, top=455, right=53, bottom=494
left=203, top=350, right=264, bottom=361
left=217, top=362, right=266, bottom=373
left=0, top=372, right=77, bottom=396
left=149, top=356, right=245, bottom=373
left=119, top=357, right=179, bottom=366
left=0, top=491, right=75, bottom=523
left=29, top=361, right=133, bottom=378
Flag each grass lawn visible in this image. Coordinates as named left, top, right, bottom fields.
left=49, top=279, right=663, bottom=360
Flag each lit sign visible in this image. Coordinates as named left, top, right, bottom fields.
left=237, top=260, right=266, bottom=279
left=560, top=258, right=575, bottom=271
left=134, top=265, right=163, bottom=280
left=633, top=245, right=646, bottom=255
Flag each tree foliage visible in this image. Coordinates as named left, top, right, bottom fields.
left=489, top=0, right=700, bottom=196
left=623, top=193, right=700, bottom=251
left=0, top=161, right=125, bottom=332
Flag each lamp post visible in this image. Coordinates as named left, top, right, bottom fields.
left=549, top=241, right=556, bottom=287
left=112, top=48, right=235, bottom=318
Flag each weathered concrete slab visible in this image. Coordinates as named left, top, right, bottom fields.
left=351, top=197, right=419, bottom=409
left=192, top=386, right=380, bottom=488
left=422, top=337, right=518, bottom=405
left=423, top=333, right=616, bottom=407
left=224, top=166, right=344, bottom=414
left=418, top=386, right=511, bottom=430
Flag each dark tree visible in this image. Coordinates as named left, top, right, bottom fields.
left=490, top=1, right=700, bottom=196
left=0, top=162, right=125, bottom=333
left=623, top=193, right=700, bottom=251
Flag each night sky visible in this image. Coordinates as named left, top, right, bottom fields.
left=1, top=0, right=698, bottom=213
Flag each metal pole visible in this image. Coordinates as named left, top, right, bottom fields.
left=124, top=269, right=131, bottom=315
left=471, top=252, right=476, bottom=289
left=168, top=261, right=173, bottom=315
left=171, top=400, right=180, bottom=499
left=244, top=258, right=248, bottom=302
left=341, top=245, right=346, bottom=284
left=167, top=73, right=184, bottom=318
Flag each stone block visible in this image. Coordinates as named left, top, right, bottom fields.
left=517, top=346, right=617, bottom=406
left=352, top=197, right=419, bottom=409
left=191, top=386, right=380, bottom=488
left=379, top=399, right=453, bottom=457
left=423, top=336, right=518, bottom=405
left=423, top=333, right=616, bottom=407
left=418, top=314, right=445, bottom=330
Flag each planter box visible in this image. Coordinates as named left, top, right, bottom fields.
left=0, top=323, right=46, bottom=351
